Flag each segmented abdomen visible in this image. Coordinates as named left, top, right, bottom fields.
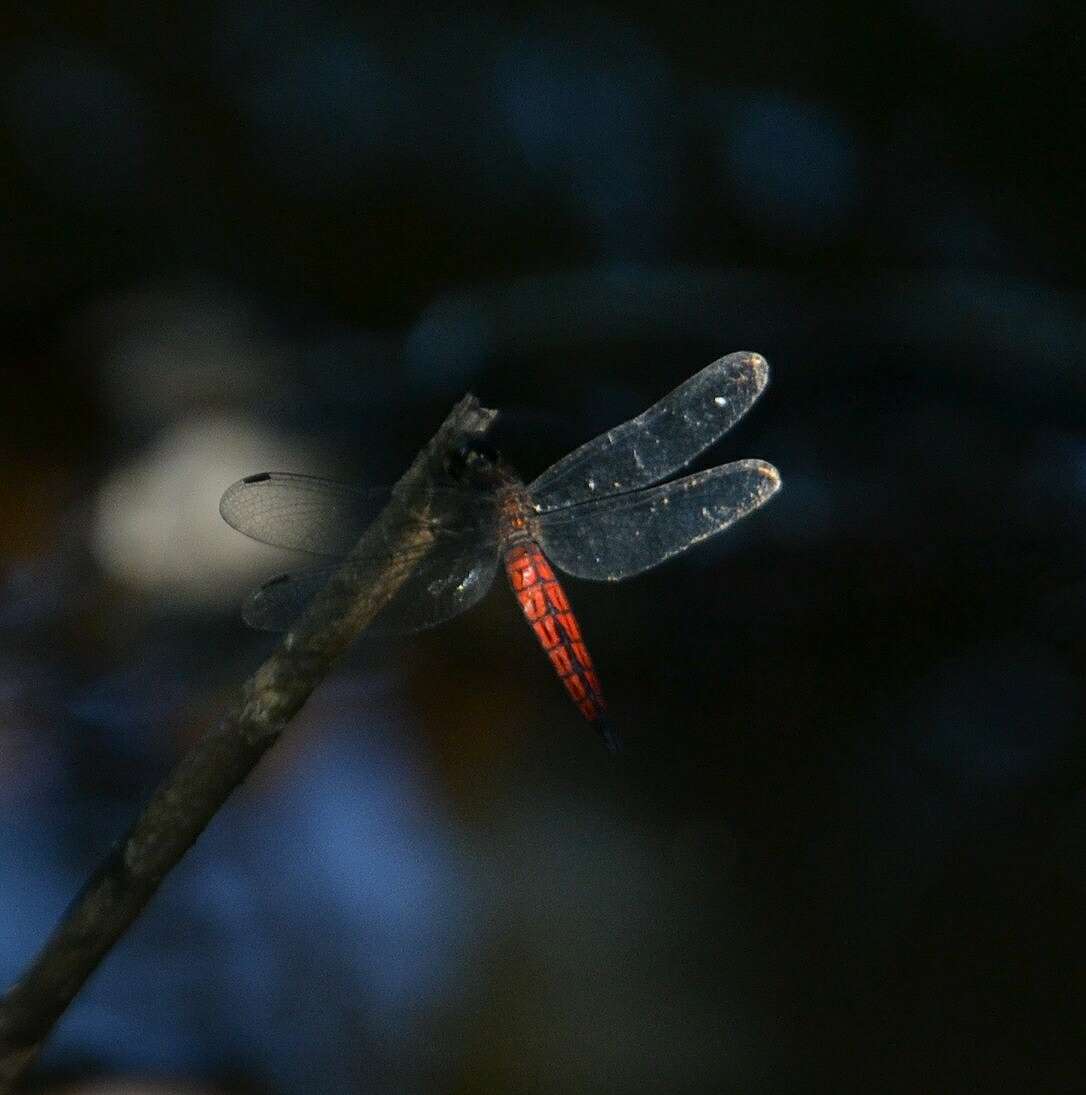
left=504, top=541, right=606, bottom=725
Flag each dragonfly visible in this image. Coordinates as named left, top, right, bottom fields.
left=220, top=351, right=780, bottom=752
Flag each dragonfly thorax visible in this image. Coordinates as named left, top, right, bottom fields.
left=496, top=480, right=538, bottom=546
left=445, top=439, right=531, bottom=526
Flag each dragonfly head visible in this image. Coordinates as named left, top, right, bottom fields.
left=445, top=439, right=505, bottom=486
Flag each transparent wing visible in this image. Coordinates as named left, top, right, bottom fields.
left=243, top=567, right=338, bottom=630
left=536, top=459, right=780, bottom=581
left=220, top=472, right=492, bottom=558
left=241, top=529, right=501, bottom=634
left=528, top=352, right=769, bottom=513
left=220, top=473, right=383, bottom=557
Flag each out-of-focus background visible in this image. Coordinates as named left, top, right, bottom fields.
left=1, top=2, right=1084, bottom=1092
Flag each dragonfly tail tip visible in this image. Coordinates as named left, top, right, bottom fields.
left=594, top=717, right=623, bottom=755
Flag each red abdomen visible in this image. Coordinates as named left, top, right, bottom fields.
left=504, top=541, right=607, bottom=727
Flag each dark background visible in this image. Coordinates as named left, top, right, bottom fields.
left=2, top=2, right=1085, bottom=1092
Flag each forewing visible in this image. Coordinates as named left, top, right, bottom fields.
left=536, top=459, right=780, bottom=581
left=241, top=530, right=501, bottom=634
left=220, top=472, right=492, bottom=557
left=529, top=352, right=769, bottom=513
left=220, top=473, right=384, bottom=557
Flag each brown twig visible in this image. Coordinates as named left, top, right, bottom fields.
left=0, top=394, right=497, bottom=1090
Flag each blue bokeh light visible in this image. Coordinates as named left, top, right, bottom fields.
left=716, top=90, right=860, bottom=244
left=236, top=31, right=402, bottom=196
left=493, top=18, right=678, bottom=257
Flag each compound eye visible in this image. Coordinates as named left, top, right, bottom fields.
left=445, top=444, right=470, bottom=478
left=468, top=441, right=500, bottom=466
left=446, top=440, right=499, bottom=479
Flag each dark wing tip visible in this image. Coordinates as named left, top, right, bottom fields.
left=241, top=575, right=292, bottom=631
left=755, top=460, right=782, bottom=494
left=740, top=350, right=769, bottom=391
left=220, top=473, right=270, bottom=524
left=714, top=350, right=769, bottom=396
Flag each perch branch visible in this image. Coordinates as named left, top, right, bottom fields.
left=0, top=394, right=497, bottom=1090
